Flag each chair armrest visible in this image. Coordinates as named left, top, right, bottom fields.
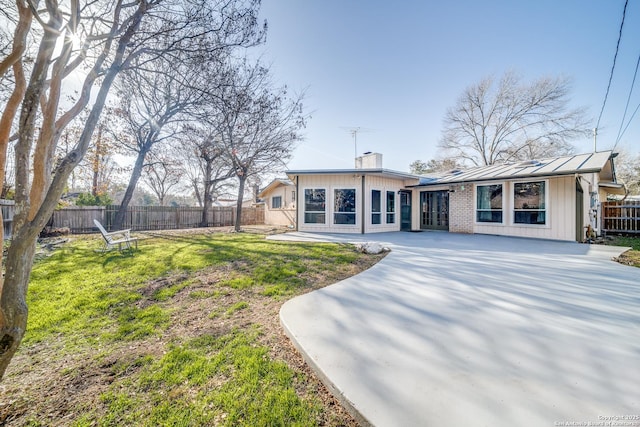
left=104, top=229, right=131, bottom=237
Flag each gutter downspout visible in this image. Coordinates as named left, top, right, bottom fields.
left=295, top=176, right=299, bottom=231
left=361, top=175, right=365, bottom=234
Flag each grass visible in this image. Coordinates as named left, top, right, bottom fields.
left=96, top=329, right=321, bottom=427
left=606, top=234, right=640, bottom=267
left=2, top=230, right=382, bottom=426
left=25, top=233, right=360, bottom=346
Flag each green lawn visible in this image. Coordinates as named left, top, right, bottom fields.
left=2, top=231, right=381, bottom=426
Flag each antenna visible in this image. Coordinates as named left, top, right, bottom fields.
left=340, top=126, right=374, bottom=160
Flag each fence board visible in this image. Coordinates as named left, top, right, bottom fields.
left=602, top=201, right=640, bottom=235
left=0, top=201, right=264, bottom=238
left=95, top=205, right=263, bottom=232
left=0, top=200, right=15, bottom=239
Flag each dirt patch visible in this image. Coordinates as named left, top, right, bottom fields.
left=0, top=236, right=384, bottom=426
left=614, top=249, right=640, bottom=267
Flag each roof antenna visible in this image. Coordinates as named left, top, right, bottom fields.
left=340, top=126, right=374, bottom=165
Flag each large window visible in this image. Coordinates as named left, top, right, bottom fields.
left=271, top=196, right=282, bottom=209
left=371, top=190, right=381, bottom=224
left=514, top=181, right=546, bottom=224
left=304, top=189, right=326, bottom=224
left=334, top=189, right=356, bottom=225
left=386, top=191, right=395, bottom=224
left=476, top=184, right=503, bottom=223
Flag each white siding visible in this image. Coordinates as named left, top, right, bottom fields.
left=363, top=175, right=405, bottom=233
left=473, top=176, right=576, bottom=241
left=292, top=172, right=591, bottom=240
left=295, top=174, right=406, bottom=233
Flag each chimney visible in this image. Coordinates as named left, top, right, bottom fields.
left=355, top=152, right=383, bottom=169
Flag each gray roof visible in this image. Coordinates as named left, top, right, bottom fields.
left=258, top=178, right=293, bottom=197
left=415, top=151, right=615, bottom=186
left=286, top=168, right=421, bottom=181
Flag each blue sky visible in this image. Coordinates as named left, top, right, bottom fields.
left=256, top=0, right=640, bottom=172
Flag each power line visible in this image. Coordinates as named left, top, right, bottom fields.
left=617, top=101, right=640, bottom=144
left=614, top=49, right=640, bottom=148
left=596, top=0, right=629, bottom=132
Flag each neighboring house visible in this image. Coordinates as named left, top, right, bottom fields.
left=258, top=178, right=296, bottom=227
left=286, top=151, right=624, bottom=242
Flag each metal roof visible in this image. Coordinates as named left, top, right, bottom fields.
left=415, top=151, right=614, bottom=186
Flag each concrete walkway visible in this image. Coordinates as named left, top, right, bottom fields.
left=271, top=232, right=640, bottom=427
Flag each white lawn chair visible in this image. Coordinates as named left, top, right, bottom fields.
left=93, top=219, right=138, bottom=252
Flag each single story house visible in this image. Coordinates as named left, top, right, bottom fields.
left=258, top=178, right=296, bottom=227
left=271, top=151, right=623, bottom=242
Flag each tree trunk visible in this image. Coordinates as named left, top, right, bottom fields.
left=92, top=124, right=103, bottom=196
left=201, top=160, right=212, bottom=227
left=0, top=232, right=36, bottom=378
left=193, top=179, right=202, bottom=207
left=0, top=0, right=148, bottom=380
left=113, top=148, right=148, bottom=230
left=234, top=175, right=246, bottom=232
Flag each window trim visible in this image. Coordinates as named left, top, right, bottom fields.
left=333, top=188, right=357, bottom=226
left=386, top=190, right=396, bottom=224
left=271, top=195, right=282, bottom=209
left=475, top=182, right=505, bottom=225
left=303, top=187, right=326, bottom=224
left=371, top=189, right=382, bottom=225
left=512, top=179, right=549, bottom=227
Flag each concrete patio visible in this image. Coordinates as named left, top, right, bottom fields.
left=271, top=232, right=640, bottom=427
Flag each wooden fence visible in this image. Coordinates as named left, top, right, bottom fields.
left=602, top=201, right=640, bottom=235
left=0, top=201, right=264, bottom=238
left=50, top=205, right=264, bottom=233
left=1, top=200, right=14, bottom=239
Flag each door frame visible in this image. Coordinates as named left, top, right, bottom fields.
left=420, top=190, right=449, bottom=231
left=576, top=178, right=584, bottom=242
left=399, top=190, right=412, bottom=231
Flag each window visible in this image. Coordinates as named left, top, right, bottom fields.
left=334, top=189, right=356, bottom=225
left=371, top=190, right=381, bottom=224
left=304, top=189, right=326, bottom=223
left=386, top=191, right=395, bottom=224
left=514, top=181, right=546, bottom=224
left=271, top=196, right=282, bottom=209
left=476, top=184, right=503, bottom=223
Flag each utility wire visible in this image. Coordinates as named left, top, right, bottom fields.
left=596, top=0, right=628, bottom=132
left=617, top=102, right=640, bottom=145
left=614, top=49, right=640, bottom=148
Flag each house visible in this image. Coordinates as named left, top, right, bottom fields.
left=258, top=178, right=296, bottom=227
left=282, top=151, right=624, bottom=242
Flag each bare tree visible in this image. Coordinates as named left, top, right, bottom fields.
left=142, top=151, right=182, bottom=205
left=175, top=141, right=205, bottom=206
left=111, top=57, right=198, bottom=227
left=0, top=0, right=264, bottom=379
left=614, top=149, right=640, bottom=197
left=211, top=61, right=306, bottom=231
left=439, top=71, right=589, bottom=166
left=57, top=113, right=122, bottom=196
left=111, top=24, right=262, bottom=229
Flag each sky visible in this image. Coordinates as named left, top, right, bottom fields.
left=255, top=0, right=640, bottom=173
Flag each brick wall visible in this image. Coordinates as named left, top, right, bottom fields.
left=448, top=184, right=474, bottom=233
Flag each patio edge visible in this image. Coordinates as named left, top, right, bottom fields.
left=279, top=301, right=374, bottom=427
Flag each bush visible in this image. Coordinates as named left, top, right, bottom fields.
left=76, top=192, right=113, bottom=206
